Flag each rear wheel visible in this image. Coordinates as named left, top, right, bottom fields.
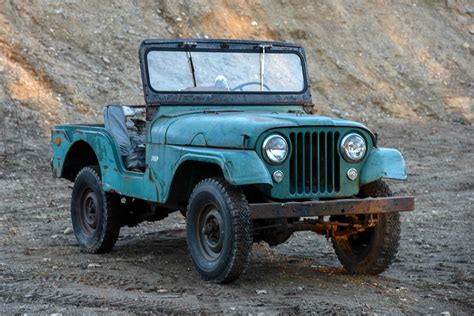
left=186, top=178, right=252, bottom=283
left=71, top=166, right=121, bottom=253
left=331, top=180, right=401, bottom=274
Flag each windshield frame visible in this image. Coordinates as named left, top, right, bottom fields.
left=139, top=39, right=312, bottom=106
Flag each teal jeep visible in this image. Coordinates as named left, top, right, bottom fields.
left=51, top=39, right=414, bottom=283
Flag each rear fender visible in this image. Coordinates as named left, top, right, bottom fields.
left=53, top=126, right=160, bottom=202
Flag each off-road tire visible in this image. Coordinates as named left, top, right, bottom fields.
left=186, top=177, right=252, bottom=283
left=71, top=166, right=121, bottom=253
left=332, top=180, right=401, bottom=274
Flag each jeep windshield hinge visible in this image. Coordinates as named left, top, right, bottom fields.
left=258, top=44, right=272, bottom=92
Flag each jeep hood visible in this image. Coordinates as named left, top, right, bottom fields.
left=160, top=111, right=372, bottom=148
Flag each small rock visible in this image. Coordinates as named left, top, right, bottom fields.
left=446, top=0, right=456, bottom=9
left=251, top=21, right=258, bottom=26
left=440, top=312, right=451, bottom=316
left=463, top=42, right=470, bottom=49
left=51, top=234, right=59, bottom=239
left=331, top=108, right=343, bottom=115
left=52, top=265, right=59, bottom=270
left=102, top=56, right=111, bottom=64
left=468, top=24, right=474, bottom=35
left=176, top=17, right=182, bottom=22
left=157, top=289, right=168, bottom=294
left=87, top=263, right=101, bottom=269
left=256, top=289, right=267, bottom=294
left=63, top=227, right=73, bottom=235
left=466, top=7, right=474, bottom=16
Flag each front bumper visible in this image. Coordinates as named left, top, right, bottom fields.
left=249, top=196, right=414, bottom=219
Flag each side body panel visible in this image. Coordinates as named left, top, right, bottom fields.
left=52, top=125, right=272, bottom=204
left=52, top=125, right=160, bottom=202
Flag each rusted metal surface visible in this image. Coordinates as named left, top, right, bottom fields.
left=285, top=217, right=378, bottom=238
left=249, top=196, right=414, bottom=219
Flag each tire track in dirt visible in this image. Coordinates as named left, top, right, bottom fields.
left=0, top=282, right=203, bottom=313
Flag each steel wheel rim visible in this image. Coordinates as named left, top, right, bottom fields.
left=79, top=189, right=99, bottom=235
left=197, top=203, right=225, bottom=261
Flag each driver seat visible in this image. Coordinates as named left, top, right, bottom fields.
left=103, top=105, right=145, bottom=171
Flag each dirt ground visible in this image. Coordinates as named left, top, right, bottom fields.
left=0, top=0, right=473, bottom=314
left=0, top=118, right=472, bottom=314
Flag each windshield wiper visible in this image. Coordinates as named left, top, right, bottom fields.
left=186, top=50, right=197, bottom=87
left=258, top=44, right=272, bottom=92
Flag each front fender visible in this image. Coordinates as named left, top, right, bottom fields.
left=176, top=147, right=273, bottom=186
left=360, top=147, right=407, bottom=185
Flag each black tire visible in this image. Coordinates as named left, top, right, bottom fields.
left=71, top=166, right=121, bottom=253
left=186, top=177, right=252, bottom=283
left=332, top=180, right=400, bottom=274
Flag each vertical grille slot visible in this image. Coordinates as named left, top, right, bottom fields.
left=327, top=132, right=333, bottom=192
left=319, top=132, right=325, bottom=193
left=288, top=130, right=341, bottom=196
left=311, top=133, right=318, bottom=193
left=304, top=132, right=311, bottom=193
left=296, top=133, right=303, bottom=193
left=334, top=132, right=340, bottom=192
left=289, top=133, right=296, bottom=194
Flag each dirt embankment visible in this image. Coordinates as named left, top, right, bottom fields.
left=0, top=0, right=473, bottom=314
left=1, top=0, right=472, bottom=133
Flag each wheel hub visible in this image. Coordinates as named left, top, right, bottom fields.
left=199, top=207, right=224, bottom=259
left=80, top=190, right=99, bottom=235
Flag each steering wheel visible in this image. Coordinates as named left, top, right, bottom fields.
left=232, top=81, right=271, bottom=92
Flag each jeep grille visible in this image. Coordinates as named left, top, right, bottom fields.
left=289, top=131, right=341, bottom=195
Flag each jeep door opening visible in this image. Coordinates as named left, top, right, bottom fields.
left=51, top=39, right=414, bottom=283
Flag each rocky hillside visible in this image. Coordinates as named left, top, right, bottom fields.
left=0, top=0, right=472, bottom=146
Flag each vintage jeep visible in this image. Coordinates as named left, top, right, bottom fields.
left=51, top=39, right=414, bottom=283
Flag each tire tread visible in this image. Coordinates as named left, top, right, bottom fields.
left=187, top=177, right=252, bottom=283
left=73, top=166, right=121, bottom=254
left=332, top=180, right=401, bottom=274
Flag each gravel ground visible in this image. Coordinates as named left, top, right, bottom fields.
left=0, top=118, right=472, bottom=314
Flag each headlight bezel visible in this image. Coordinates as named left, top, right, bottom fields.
left=262, top=134, right=289, bottom=164
left=340, top=133, right=367, bottom=162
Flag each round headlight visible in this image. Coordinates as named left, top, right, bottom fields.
left=340, top=133, right=367, bottom=162
left=262, top=135, right=288, bottom=164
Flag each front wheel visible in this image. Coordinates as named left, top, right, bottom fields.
left=186, top=178, right=252, bottom=283
left=331, top=180, right=401, bottom=274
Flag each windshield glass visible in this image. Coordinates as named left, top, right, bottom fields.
left=146, top=50, right=305, bottom=93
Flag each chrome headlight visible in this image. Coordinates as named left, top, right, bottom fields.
left=340, top=133, right=367, bottom=162
left=262, top=135, right=288, bottom=164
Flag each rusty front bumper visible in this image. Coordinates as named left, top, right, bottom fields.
left=249, top=196, right=414, bottom=220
